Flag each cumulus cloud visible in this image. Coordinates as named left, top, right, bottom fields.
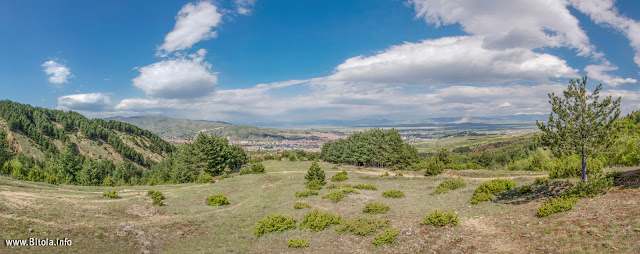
left=408, top=0, right=596, bottom=56
left=132, top=49, right=218, bottom=99
left=329, top=36, right=578, bottom=85
left=157, top=1, right=223, bottom=56
left=585, top=62, right=637, bottom=87
left=235, top=0, right=256, bottom=15
left=42, top=60, right=73, bottom=84
left=57, top=93, right=111, bottom=111
left=569, top=0, right=640, bottom=66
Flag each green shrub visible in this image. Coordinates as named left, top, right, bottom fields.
left=380, top=172, right=389, bottom=177
left=102, top=175, right=116, bottom=187
left=295, top=190, right=319, bottom=198
left=250, top=162, right=266, bottom=173
left=424, top=160, right=444, bottom=176
left=353, top=184, right=377, bottom=190
left=195, top=173, right=214, bottom=183
left=382, top=190, right=405, bottom=198
left=520, top=185, right=532, bottom=194
left=322, top=190, right=345, bottom=203
left=331, top=165, right=339, bottom=169
left=331, top=171, right=348, bottom=182
left=372, top=228, right=400, bottom=246
left=305, top=161, right=326, bottom=186
left=562, top=175, right=613, bottom=198
left=421, top=210, right=458, bottom=227
left=431, top=178, right=466, bottom=195
left=335, top=217, right=389, bottom=236
left=287, top=238, right=309, bottom=248
left=534, top=177, right=549, bottom=185
left=341, top=188, right=360, bottom=195
left=293, top=202, right=310, bottom=209
left=396, top=173, right=403, bottom=177
left=206, top=194, right=230, bottom=206
left=465, top=162, right=483, bottom=170
left=300, top=210, right=343, bottom=231
left=606, top=171, right=622, bottom=180
left=326, top=184, right=351, bottom=189
left=550, top=155, right=604, bottom=179
left=537, top=196, right=579, bottom=217
left=253, top=214, right=297, bottom=237
left=102, top=191, right=119, bottom=199
left=362, top=202, right=390, bottom=214
left=306, top=179, right=324, bottom=190
left=470, top=179, right=516, bottom=204
left=148, top=190, right=165, bottom=206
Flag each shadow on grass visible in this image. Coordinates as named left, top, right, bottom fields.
left=614, top=169, right=640, bottom=189
left=494, top=181, right=573, bottom=205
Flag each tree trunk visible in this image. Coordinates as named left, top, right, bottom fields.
left=581, top=147, right=588, bottom=184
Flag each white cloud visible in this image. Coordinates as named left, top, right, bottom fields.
left=585, top=62, right=637, bottom=87
left=408, top=0, right=596, bottom=56
left=329, top=36, right=578, bottom=85
left=569, top=0, right=640, bottom=66
left=132, top=49, right=218, bottom=99
left=157, top=1, right=223, bottom=56
left=57, top=93, right=111, bottom=111
left=42, top=60, right=73, bottom=84
left=235, top=0, right=256, bottom=15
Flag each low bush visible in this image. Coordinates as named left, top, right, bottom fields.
left=470, top=179, right=516, bottom=204
left=362, top=202, right=390, bottom=214
left=353, top=184, right=377, bottom=190
left=335, top=217, right=389, bottom=236
left=430, top=178, right=466, bottom=195
left=549, top=155, right=604, bottom=179
left=206, top=194, right=230, bottom=206
left=331, top=165, right=339, bottom=169
left=299, top=210, right=343, bottom=231
left=520, top=185, right=532, bottom=194
left=295, top=190, right=319, bottom=198
left=424, top=160, right=444, bottom=176
left=148, top=190, right=165, bottom=206
left=396, top=173, right=403, bottom=177
left=382, top=190, right=405, bottom=198
left=372, top=228, right=400, bottom=246
left=287, top=238, right=309, bottom=248
left=562, top=175, right=613, bottom=198
left=341, top=188, right=360, bottom=195
left=326, top=184, right=351, bottom=189
left=293, top=202, right=310, bottom=209
left=253, top=214, right=297, bottom=237
left=102, top=191, right=119, bottom=199
left=195, top=173, right=214, bottom=183
left=331, top=171, right=348, bottom=182
left=537, top=196, right=579, bottom=217
left=534, top=177, right=549, bottom=185
left=421, top=210, right=458, bottom=227
left=306, top=179, right=324, bottom=190
left=322, top=190, right=345, bottom=203
left=380, top=172, right=389, bottom=177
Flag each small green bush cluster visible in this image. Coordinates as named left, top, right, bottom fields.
left=336, top=217, right=389, bottom=236
left=341, top=188, right=360, bottom=195
left=424, top=160, right=445, bottom=176
left=305, top=161, right=326, bottom=187
left=382, top=190, right=405, bottom=198
left=470, top=179, right=516, bottom=204
left=287, top=238, right=309, bottom=248
left=326, top=184, right=352, bottom=189
left=102, top=190, right=119, bottom=199
left=305, top=179, right=324, bottom=190
left=240, top=162, right=266, bottom=175
left=322, top=190, right=345, bottom=203
left=396, top=173, right=403, bottom=177
left=299, top=210, right=343, bottom=231
left=430, top=178, right=466, bottom=195
left=372, top=228, right=399, bottom=246
left=380, top=172, right=389, bottom=177
left=549, top=155, right=604, bottom=179
left=295, top=190, right=319, bottom=198
left=253, top=214, right=297, bottom=237
left=331, top=165, right=339, bottom=169
left=421, top=210, right=458, bottom=227
left=293, top=202, right=310, bottom=209
left=562, top=175, right=613, bottom=198
left=206, top=194, right=230, bottom=206
left=331, top=171, right=348, bottom=182
left=362, top=202, right=390, bottom=214
left=148, top=190, right=165, bottom=206
left=195, top=173, right=214, bottom=183
left=537, top=196, right=579, bottom=217
left=353, top=184, right=377, bottom=190
left=534, top=177, right=549, bottom=185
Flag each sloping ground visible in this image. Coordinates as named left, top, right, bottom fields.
left=0, top=161, right=638, bottom=253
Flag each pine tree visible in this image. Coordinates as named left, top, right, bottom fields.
left=304, top=161, right=325, bottom=185
left=536, top=76, right=621, bottom=184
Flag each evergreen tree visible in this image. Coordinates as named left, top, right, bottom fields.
left=304, top=161, right=325, bottom=185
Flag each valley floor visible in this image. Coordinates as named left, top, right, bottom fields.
left=0, top=161, right=639, bottom=253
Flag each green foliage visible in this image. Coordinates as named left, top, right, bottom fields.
left=562, top=174, right=614, bottom=198
left=535, top=177, right=550, bottom=185
left=305, top=161, right=326, bottom=186
left=322, top=190, right=345, bottom=203
left=362, top=202, right=390, bottom=214
left=287, top=238, right=309, bottom=248
left=537, top=196, right=579, bottom=217
left=102, top=190, right=119, bottom=199
left=537, top=76, right=621, bottom=183
left=195, top=173, right=214, bottom=183
left=549, top=155, right=604, bottom=179
left=382, top=190, right=405, bottom=198
left=395, top=173, right=403, bottom=177
left=424, top=159, right=444, bottom=176
left=341, top=188, right=360, bottom=195
left=240, top=162, right=265, bottom=175
left=335, top=217, right=389, bottom=236
left=253, top=214, right=297, bottom=237
left=326, top=183, right=352, bottom=189
left=148, top=190, right=165, bottom=206
left=431, top=178, right=467, bottom=195
left=295, top=190, right=319, bottom=198
left=321, top=128, right=419, bottom=168
left=380, top=172, right=389, bottom=177
left=372, top=228, right=400, bottom=246
left=470, top=179, right=516, bottom=204
left=206, top=194, right=230, bottom=206
left=293, top=202, right=310, bottom=209
left=421, top=210, right=459, bottom=227
left=331, top=171, right=348, bottom=182
left=353, top=184, right=377, bottom=190
left=305, top=179, right=324, bottom=190
left=102, top=175, right=116, bottom=187
left=300, top=210, right=343, bottom=231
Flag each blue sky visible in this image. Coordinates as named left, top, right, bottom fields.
left=1, top=0, right=640, bottom=124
